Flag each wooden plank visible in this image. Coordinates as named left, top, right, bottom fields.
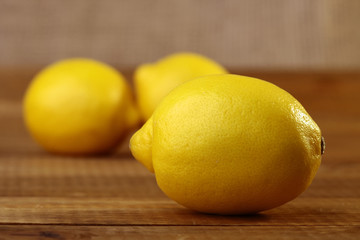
left=0, top=157, right=359, bottom=197
left=0, top=197, right=358, bottom=226
left=0, top=155, right=359, bottom=226
left=0, top=225, right=359, bottom=240
left=0, top=72, right=359, bottom=239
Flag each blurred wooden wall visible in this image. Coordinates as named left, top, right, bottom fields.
left=0, top=0, right=359, bottom=70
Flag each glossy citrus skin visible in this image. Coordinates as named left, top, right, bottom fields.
left=134, top=52, right=227, bottom=121
left=130, top=74, right=322, bottom=215
left=24, top=58, right=139, bottom=154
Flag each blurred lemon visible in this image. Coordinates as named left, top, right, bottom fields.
left=134, top=52, right=227, bottom=121
left=130, top=74, right=323, bottom=215
left=24, top=58, right=139, bottom=154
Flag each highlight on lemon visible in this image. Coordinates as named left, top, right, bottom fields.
left=130, top=74, right=324, bottom=215
left=24, top=58, right=139, bottom=155
left=134, top=52, right=227, bottom=121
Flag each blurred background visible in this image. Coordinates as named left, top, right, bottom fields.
left=1, top=0, right=359, bottom=72
left=0, top=0, right=359, bottom=155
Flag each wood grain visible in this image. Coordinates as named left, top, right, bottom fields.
left=0, top=71, right=359, bottom=239
left=0, top=225, right=359, bottom=240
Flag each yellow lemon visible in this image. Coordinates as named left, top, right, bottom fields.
left=130, top=74, right=323, bottom=215
left=134, top=52, right=227, bottom=121
left=24, top=58, right=139, bottom=154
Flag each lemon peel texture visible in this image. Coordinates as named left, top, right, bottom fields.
left=130, top=74, right=323, bottom=215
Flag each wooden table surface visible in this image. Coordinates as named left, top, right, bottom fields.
left=0, top=70, right=359, bottom=239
